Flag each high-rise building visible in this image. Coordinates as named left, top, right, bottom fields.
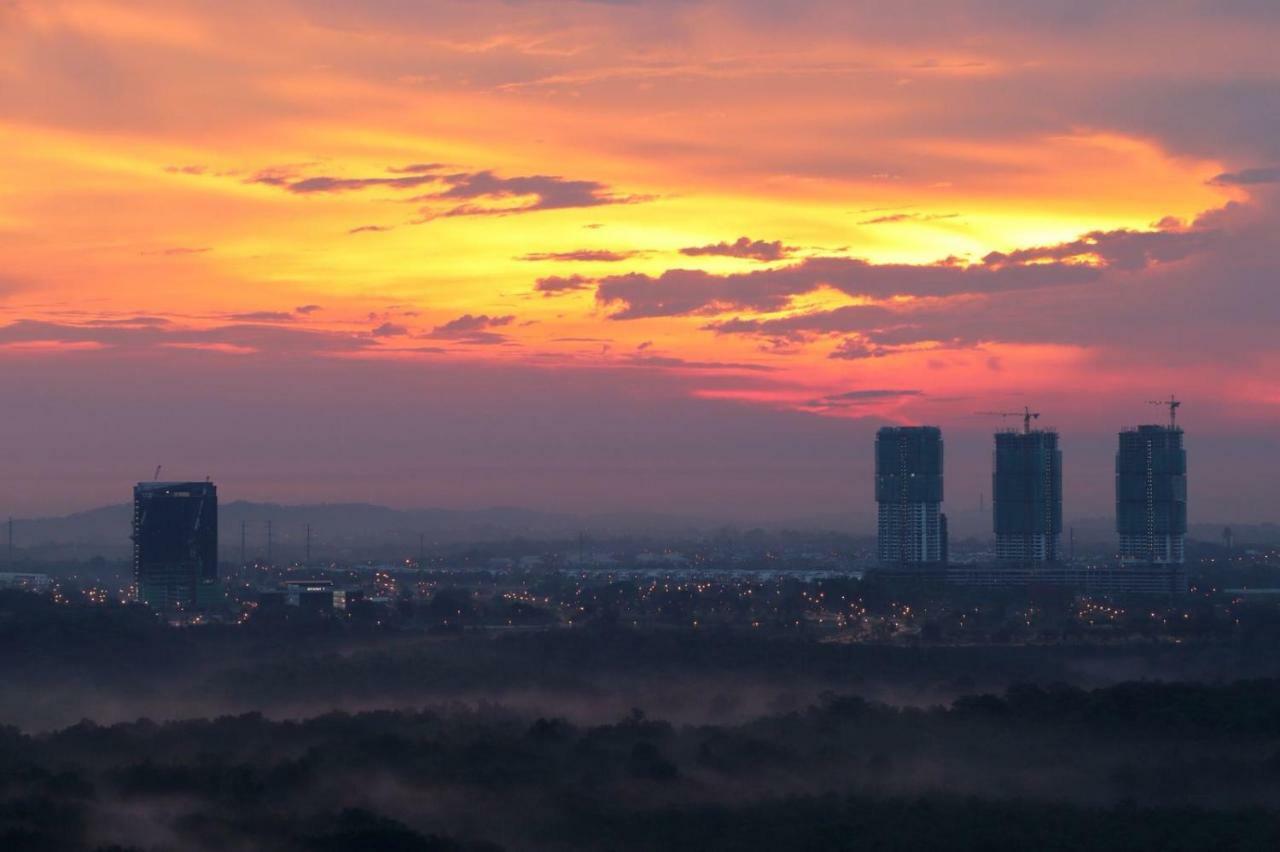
left=993, top=429, right=1063, bottom=564
left=1116, top=425, right=1186, bottom=564
left=132, top=481, right=218, bottom=610
left=875, top=426, right=945, bottom=566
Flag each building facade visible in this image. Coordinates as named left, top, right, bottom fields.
left=132, top=481, right=218, bottom=610
left=993, top=430, right=1063, bottom=564
left=1116, top=425, right=1187, bottom=564
left=875, top=426, right=945, bottom=566
left=946, top=562, right=1186, bottom=595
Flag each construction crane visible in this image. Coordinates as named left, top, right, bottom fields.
left=976, top=406, right=1041, bottom=434
left=1148, top=394, right=1181, bottom=429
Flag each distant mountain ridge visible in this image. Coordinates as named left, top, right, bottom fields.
left=5, top=501, right=739, bottom=562
left=3, top=502, right=1273, bottom=563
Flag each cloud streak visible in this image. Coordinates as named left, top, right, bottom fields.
left=0, top=320, right=371, bottom=356
left=1208, top=167, right=1280, bottom=186
left=521, top=250, right=641, bottom=262
left=680, top=237, right=796, bottom=261
left=426, top=313, right=516, bottom=345
left=535, top=274, right=595, bottom=295
left=857, top=212, right=959, bottom=225
left=598, top=226, right=1216, bottom=320
left=805, top=389, right=924, bottom=408
left=249, top=165, right=646, bottom=219
left=416, top=171, right=648, bottom=218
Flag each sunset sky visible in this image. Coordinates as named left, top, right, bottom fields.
left=1, top=0, right=1278, bottom=527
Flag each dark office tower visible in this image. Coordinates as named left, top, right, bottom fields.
left=1116, top=425, right=1187, bottom=564
left=875, top=426, right=944, bottom=566
left=993, top=430, right=1063, bottom=564
left=133, top=481, right=218, bottom=610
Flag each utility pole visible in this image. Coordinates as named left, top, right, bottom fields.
left=266, top=520, right=273, bottom=566
left=418, top=532, right=425, bottom=568
left=7, top=517, right=12, bottom=568
left=240, top=521, right=246, bottom=568
left=305, top=523, right=311, bottom=564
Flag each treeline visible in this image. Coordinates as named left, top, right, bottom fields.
left=11, top=580, right=1280, bottom=733
left=6, top=682, right=1280, bottom=849
left=567, top=795, right=1280, bottom=852
left=10, top=586, right=1280, bottom=735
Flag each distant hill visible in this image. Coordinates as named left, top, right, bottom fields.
left=5, top=501, right=727, bottom=562
left=4, top=501, right=1273, bottom=564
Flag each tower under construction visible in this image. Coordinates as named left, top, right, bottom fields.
left=133, top=481, right=218, bottom=610
left=992, top=428, right=1063, bottom=564
left=1116, top=423, right=1187, bottom=564
left=875, top=426, right=945, bottom=566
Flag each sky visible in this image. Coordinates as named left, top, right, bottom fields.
left=1, top=0, right=1278, bottom=528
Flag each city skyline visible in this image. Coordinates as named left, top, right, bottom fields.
left=1, top=2, right=1278, bottom=521
left=4, top=7, right=1279, bottom=849
left=3, top=404, right=1202, bottom=542
left=0, top=400, right=1210, bottom=524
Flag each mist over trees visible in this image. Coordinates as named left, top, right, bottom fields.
left=5, top=588, right=1280, bottom=849
left=7, top=685, right=1280, bottom=850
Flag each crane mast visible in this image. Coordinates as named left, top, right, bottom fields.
left=1147, top=394, right=1181, bottom=429
left=975, top=406, right=1041, bottom=433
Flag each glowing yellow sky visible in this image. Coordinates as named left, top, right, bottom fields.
left=0, top=0, right=1277, bottom=516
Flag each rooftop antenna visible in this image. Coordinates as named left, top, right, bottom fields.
left=1148, top=394, right=1181, bottom=429
left=153, top=465, right=163, bottom=481
left=976, top=406, right=1041, bottom=434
